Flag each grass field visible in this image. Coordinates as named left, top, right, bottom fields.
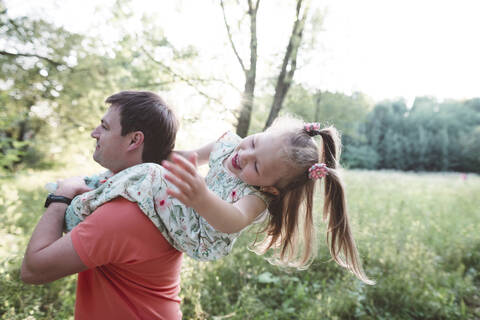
left=1, top=169, right=479, bottom=319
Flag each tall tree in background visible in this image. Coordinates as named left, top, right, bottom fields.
left=221, top=0, right=259, bottom=137
left=264, top=0, right=310, bottom=130
left=221, top=0, right=318, bottom=135
left=0, top=3, right=84, bottom=170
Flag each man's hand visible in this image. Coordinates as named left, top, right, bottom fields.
left=162, top=153, right=210, bottom=212
left=21, top=175, right=90, bottom=284
left=56, top=176, right=92, bottom=198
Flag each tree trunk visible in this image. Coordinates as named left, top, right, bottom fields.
left=236, top=71, right=256, bottom=137
left=264, top=0, right=309, bottom=130
left=314, top=90, right=322, bottom=122
left=235, top=0, right=259, bottom=137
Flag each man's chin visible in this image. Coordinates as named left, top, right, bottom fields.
left=92, top=153, right=101, bottom=165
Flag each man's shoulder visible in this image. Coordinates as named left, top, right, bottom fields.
left=75, top=197, right=161, bottom=244
left=95, top=197, right=143, bottom=221
left=89, top=197, right=176, bottom=253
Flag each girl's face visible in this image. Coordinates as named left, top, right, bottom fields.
left=224, top=131, right=289, bottom=193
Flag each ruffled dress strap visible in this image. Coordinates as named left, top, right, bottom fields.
left=206, top=131, right=271, bottom=207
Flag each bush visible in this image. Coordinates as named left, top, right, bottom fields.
left=343, top=144, right=379, bottom=169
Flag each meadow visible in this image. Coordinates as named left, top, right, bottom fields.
left=0, top=169, right=479, bottom=319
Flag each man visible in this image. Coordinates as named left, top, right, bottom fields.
left=21, top=91, right=182, bottom=319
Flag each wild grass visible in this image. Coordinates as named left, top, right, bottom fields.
left=1, top=170, right=479, bottom=319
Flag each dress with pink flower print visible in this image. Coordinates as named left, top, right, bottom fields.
left=63, top=131, right=269, bottom=261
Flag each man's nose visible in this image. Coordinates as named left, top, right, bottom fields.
left=91, top=126, right=100, bottom=138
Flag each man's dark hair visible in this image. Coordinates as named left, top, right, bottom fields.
left=105, top=91, right=178, bottom=164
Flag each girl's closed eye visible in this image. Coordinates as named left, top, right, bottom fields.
left=252, top=137, right=259, bottom=173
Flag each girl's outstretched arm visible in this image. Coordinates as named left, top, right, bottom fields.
left=173, top=141, right=215, bottom=167
left=162, top=153, right=266, bottom=234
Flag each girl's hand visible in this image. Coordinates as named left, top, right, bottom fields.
left=168, top=150, right=193, bottom=161
left=55, top=176, right=92, bottom=199
left=162, top=153, right=209, bottom=211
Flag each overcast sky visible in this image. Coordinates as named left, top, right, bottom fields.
left=6, top=0, right=480, bottom=103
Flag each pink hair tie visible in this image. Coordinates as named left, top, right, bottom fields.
left=304, top=122, right=321, bottom=136
left=308, top=163, right=328, bottom=180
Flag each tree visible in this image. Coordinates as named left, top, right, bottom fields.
left=314, top=90, right=322, bottom=122
left=0, top=3, right=84, bottom=170
left=220, top=0, right=259, bottom=137
left=263, top=0, right=310, bottom=130
left=220, top=0, right=320, bottom=136
left=358, top=96, right=480, bottom=173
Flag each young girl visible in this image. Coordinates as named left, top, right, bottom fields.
left=62, top=116, right=373, bottom=284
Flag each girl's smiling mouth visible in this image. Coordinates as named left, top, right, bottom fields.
left=232, top=154, right=241, bottom=170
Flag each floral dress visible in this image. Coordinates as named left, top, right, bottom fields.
left=63, top=131, right=269, bottom=261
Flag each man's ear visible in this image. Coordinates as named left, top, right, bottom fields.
left=127, top=131, right=144, bottom=151
left=260, top=186, right=280, bottom=196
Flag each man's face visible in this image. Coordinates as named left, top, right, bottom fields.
left=91, top=106, right=132, bottom=173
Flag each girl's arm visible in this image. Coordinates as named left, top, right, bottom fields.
left=162, top=153, right=267, bottom=234
left=173, top=141, right=215, bottom=167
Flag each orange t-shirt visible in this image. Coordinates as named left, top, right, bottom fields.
left=71, top=198, right=183, bottom=320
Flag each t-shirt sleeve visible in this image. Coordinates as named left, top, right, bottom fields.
left=71, top=197, right=173, bottom=268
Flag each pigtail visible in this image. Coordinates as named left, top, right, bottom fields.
left=252, top=177, right=317, bottom=269
left=319, top=128, right=374, bottom=285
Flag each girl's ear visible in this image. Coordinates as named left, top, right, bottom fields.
left=260, top=186, right=280, bottom=196
left=127, top=131, right=144, bottom=151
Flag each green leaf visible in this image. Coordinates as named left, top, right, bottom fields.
left=257, top=272, right=279, bottom=284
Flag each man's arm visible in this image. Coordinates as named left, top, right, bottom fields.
left=21, top=177, right=90, bottom=284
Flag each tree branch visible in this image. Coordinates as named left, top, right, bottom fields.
left=0, top=50, right=65, bottom=67
left=134, top=81, right=177, bottom=89
left=186, top=77, right=241, bottom=93
left=248, top=0, right=258, bottom=79
left=141, top=47, right=223, bottom=104
left=220, top=0, right=247, bottom=73
left=264, top=0, right=309, bottom=129
left=285, top=0, right=308, bottom=82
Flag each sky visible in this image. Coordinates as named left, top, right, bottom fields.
left=5, top=0, right=480, bottom=104
left=316, top=0, right=480, bottom=103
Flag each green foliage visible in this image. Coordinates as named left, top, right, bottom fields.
left=0, top=173, right=77, bottom=319
left=0, top=137, right=28, bottom=172
left=1, top=169, right=479, bottom=319
left=274, top=85, right=480, bottom=173
left=1, top=1, right=199, bottom=172
left=361, top=97, right=480, bottom=173
left=280, top=86, right=373, bottom=139
left=342, top=144, right=379, bottom=169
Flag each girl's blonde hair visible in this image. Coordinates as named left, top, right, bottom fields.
left=251, top=116, right=374, bottom=285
